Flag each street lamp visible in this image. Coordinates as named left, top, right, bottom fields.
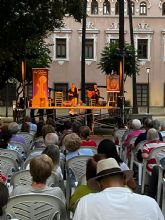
left=146, top=67, right=150, bottom=114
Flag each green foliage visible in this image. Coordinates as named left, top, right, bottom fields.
left=0, top=0, right=83, bottom=87
left=98, top=42, right=139, bottom=78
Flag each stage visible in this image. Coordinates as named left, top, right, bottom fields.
left=29, top=105, right=115, bottom=110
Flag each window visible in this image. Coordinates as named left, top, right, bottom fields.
left=137, top=39, right=148, bottom=59
left=128, top=1, right=135, bottom=15
left=54, top=83, right=68, bottom=100
left=103, top=0, right=110, bottom=15
left=91, top=0, right=98, bottom=15
left=140, top=1, right=147, bottom=15
left=136, top=83, right=148, bottom=106
left=110, top=38, right=119, bottom=45
left=85, top=39, right=94, bottom=59
left=56, top=38, right=66, bottom=59
left=115, top=1, right=119, bottom=15
left=162, top=2, right=165, bottom=15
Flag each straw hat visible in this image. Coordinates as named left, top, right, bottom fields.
left=88, top=158, right=133, bottom=190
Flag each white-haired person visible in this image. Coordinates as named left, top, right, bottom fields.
left=8, top=122, right=26, bottom=145
left=73, top=158, right=164, bottom=220
left=142, top=128, right=165, bottom=175
left=123, top=119, right=144, bottom=158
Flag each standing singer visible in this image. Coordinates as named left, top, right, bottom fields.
left=68, top=83, right=79, bottom=105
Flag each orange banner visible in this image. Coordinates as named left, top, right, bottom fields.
left=32, top=68, right=49, bottom=107
left=106, top=75, right=120, bottom=92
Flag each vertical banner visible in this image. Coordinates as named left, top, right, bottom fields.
left=106, top=74, right=120, bottom=92
left=32, top=68, right=49, bottom=107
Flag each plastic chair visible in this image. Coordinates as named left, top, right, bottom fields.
left=19, top=132, right=33, bottom=151
left=0, top=156, right=19, bottom=183
left=130, top=140, right=146, bottom=185
left=65, top=155, right=91, bottom=206
left=123, top=136, right=138, bottom=164
left=10, top=170, right=62, bottom=188
left=6, top=194, right=67, bottom=220
left=141, top=144, right=165, bottom=194
left=114, top=128, right=127, bottom=146
left=9, top=141, right=27, bottom=159
left=0, top=149, right=22, bottom=167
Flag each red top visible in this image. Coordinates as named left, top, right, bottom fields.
left=80, top=140, right=97, bottom=147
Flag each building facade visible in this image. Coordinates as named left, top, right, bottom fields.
left=47, top=0, right=165, bottom=113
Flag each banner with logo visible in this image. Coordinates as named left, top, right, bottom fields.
left=32, top=68, right=48, bottom=107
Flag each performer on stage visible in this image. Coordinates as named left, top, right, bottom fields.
left=68, top=83, right=79, bottom=105
left=87, top=84, right=100, bottom=105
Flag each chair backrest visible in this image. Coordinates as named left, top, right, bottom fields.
left=0, top=156, right=19, bottom=182
left=133, top=140, right=147, bottom=160
left=114, top=128, right=127, bottom=145
left=0, top=149, right=22, bottom=166
left=147, top=144, right=165, bottom=160
left=19, top=132, right=33, bottom=150
left=9, top=141, right=27, bottom=158
left=6, top=194, right=67, bottom=220
left=66, top=155, right=91, bottom=182
left=10, top=170, right=62, bottom=188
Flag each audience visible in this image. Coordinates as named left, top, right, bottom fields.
left=20, top=121, right=30, bottom=133
left=73, top=158, right=164, bottom=220
left=135, top=118, right=163, bottom=147
left=8, top=122, right=26, bottom=145
left=160, top=120, right=165, bottom=138
left=142, top=128, right=165, bottom=174
left=63, top=133, right=94, bottom=161
left=97, top=139, right=136, bottom=190
left=10, top=154, right=65, bottom=204
left=79, top=126, right=96, bottom=147
left=42, top=145, right=63, bottom=180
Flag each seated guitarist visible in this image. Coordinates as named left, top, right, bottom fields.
left=68, top=83, right=79, bottom=105
left=92, top=84, right=100, bottom=105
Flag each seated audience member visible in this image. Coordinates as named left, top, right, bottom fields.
left=59, top=120, right=73, bottom=146
left=8, top=122, right=26, bottom=145
left=42, top=145, right=63, bottom=180
left=79, top=126, right=96, bottom=147
left=142, top=128, right=165, bottom=174
left=69, top=154, right=106, bottom=211
left=73, top=158, right=164, bottom=220
left=32, top=120, right=45, bottom=149
left=72, top=121, right=82, bottom=136
left=0, top=125, right=12, bottom=149
left=123, top=119, right=144, bottom=148
left=64, top=133, right=94, bottom=161
left=0, top=181, right=9, bottom=219
left=46, top=117, right=56, bottom=130
left=97, top=139, right=136, bottom=190
left=113, top=117, right=127, bottom=145
left=135, top=118, right=163, bottom=148
left=20, top=121, right=30, bottom=133
left=160, top=120, right=165, bottom=138
left=10, top=154, right=65, bottom=204
left=44, top=133, right=59, bottom=146
left=23, top=116, right=37, bottom=135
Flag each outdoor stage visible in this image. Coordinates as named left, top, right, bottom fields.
left=29, top=105, right=115, bottom=110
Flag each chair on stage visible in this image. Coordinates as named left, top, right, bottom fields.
left=89, top=99, right=96, bottom=106
left=55, top=92, right=63, bottom=106
left=6, top=194, right=67, bottom=220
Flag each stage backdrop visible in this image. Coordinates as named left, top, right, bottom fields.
left=32, top=68, right=49, bottom=107
left=106, top=75, right=120, bottom=93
